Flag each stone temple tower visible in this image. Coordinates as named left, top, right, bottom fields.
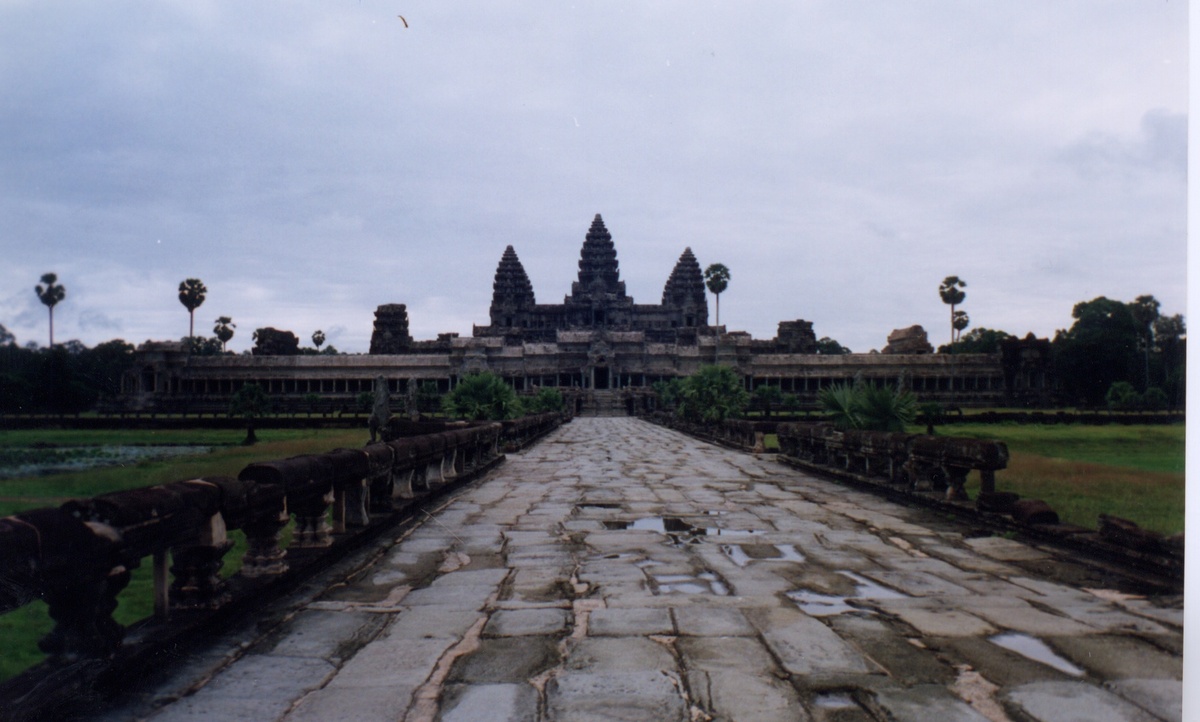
left=488, top=245, right=536, bottom=329
left=661, top=247, right=709, bottom=329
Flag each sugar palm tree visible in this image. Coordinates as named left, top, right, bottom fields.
left=938, top=276, right=967, bottom=346
left=178, top=278, right=207, bottom=337
left=35, top=273, right=66, bottom=347
left=704, top=263, right=730, bottom=326
left=214, top=316, right=236, bottom=352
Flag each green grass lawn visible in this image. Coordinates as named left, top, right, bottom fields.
left=0, top=427, right=364, bottom=680
left=932, top=423, right=1185, bottom=536
left=768, top=423, right=1184, bottom=536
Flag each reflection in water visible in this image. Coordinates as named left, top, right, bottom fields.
left=989, top=632, right=1085, bottom=676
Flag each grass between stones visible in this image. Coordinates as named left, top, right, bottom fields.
left=0, top=427, right=368, bottom=681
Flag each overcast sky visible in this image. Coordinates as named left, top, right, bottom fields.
left=0, top=1, right=1187, bottom=354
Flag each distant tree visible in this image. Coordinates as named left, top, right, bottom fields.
left=178, top=279, right=207, bottom=338
left=229, top=383, right=271, bottom=445
left=651, top=378, right=686, bottom=412
left=1105, top=381, right=1140, bottom=411
left=184, top=335, right=224, bottom=356
left=750, top=384, right=783, bottom=418
left=704, top=263, right=731, bottom=326
left=251, top=327, right=301, bottom=356
left=75, top=339, right=135, bottom=400
left=312, top=330, right=326, bottom=351
left=214, top=316, right=236, bottom=352
left=442, top=372, right=520, bottom=420
left=815, top=337, right=850, bottom=355
left=676, top=365, right=748, bottom=423
left=1152, top=313, right=1186, bottom=408
left=35, top=273, right=66, bottom=347
left=0, top=324, right=14, bottom=346
left=525, top=387, right=565, bottom=414
left=952, top=310, right=970, bottom=342
left=938, top=327, right=1013, bottom=354
left=1128, top=295, right=1160, bottom=391
left=938, top=276, right=967, bottom=346
left=416, top=381, right=443, bottom=414
left=1053, top=297, right=1141, bottom=407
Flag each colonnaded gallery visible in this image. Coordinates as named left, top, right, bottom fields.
left=122, top=215, right=1052, bottom=413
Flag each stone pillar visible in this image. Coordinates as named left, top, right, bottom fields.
left=240, top=504, right=290, bottom=577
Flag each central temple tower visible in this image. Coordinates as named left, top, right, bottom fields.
left=475, top=213, right=710, bottom=341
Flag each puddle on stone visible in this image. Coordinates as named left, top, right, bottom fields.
left=603, top=517, right=764, bottom=545
left=988, top=632, right=1085, bottom=677
left=721, top=544, right=753, bottom=567
left=651, top=571, right=729, bottom=596
left=786, top=571, right=907, bottom=617
left=721, top=543, right=806, bottom=568
left=774, top=544, right=806, bottom=562
left=578, top=503, right=622, bottom=512
left=812, top=693, right=858, bottom=709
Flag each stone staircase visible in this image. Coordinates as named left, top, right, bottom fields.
left=580, top=390, right=627, bottom=417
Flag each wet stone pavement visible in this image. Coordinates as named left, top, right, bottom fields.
left=106, top=418, right=1183, bottom=722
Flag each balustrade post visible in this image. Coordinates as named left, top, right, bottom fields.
left=240, top=503, right=289, bottom=577
left=39, top=564, right=131, bottom=660
left=170, top=512, right=234, bottom=610
left=292, top=490, right=335, bottom=548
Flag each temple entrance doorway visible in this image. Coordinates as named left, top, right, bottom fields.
left=592, top=366, right=611, bottom=390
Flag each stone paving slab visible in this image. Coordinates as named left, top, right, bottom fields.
left=108, top=418, right=1183, bottom=722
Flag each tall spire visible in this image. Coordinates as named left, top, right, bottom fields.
left=571, top=214, right=626, bottom=301
left=489, top=245, right=536, bottom=326
left=662, top=247, right=706, bottom=304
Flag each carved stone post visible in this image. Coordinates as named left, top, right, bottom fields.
left=39, top=564, right=131, bottom=660
left=240, top=502, right=289, bottom=577
left=292, top=490, right=335, bottom=548
left=170, top=512, right=234, bottom=610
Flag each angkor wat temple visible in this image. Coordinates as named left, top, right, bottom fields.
left=122, top=215, right=1052, bottom=412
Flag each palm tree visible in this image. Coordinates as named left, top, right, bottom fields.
left=704, top=263, right=730, bottom=326
left=938, top=276, right=967, bottom=347
left=178, top=279, right=207, bottom=338
left=312, top=329, right=326, bottom=351
left=952, top=310, right=970, bottom=343
left=214, top=316, right=236, bottom=352
left=35, top=273, right=66, bottom=347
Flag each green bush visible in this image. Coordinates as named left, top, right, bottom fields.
left=819, top=381, right=916, bottom=431
left=676, top=365, right=749, bottom=423
left=1105, top=381, right=1140, bottom=411
left=525, top=387, right=564, bottom=414
left=442, top=373, right=520, bottom=420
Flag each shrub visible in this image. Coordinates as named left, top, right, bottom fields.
left=442, top=373, right=520, bottom=420
left=1105, top=381, right=1140, bottom=411
left=525, top=387, right=564, bottom=414
left=750, top=385, right=783, bottom=418
left=676, top=365, right=749, bottom=423
left=819, top=381, right=916, bottom=432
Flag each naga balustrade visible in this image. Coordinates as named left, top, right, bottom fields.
left=776, top=422, right=1008, bottom=499
left=644, top=412, right=777, bottom=453
left=0, top=413, right=566, bottom=691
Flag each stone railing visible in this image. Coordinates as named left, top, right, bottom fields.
left=774, top=422, right=1182, bottom=581
left=642, top=412, right=777, bottom=453
left=777, top=423, right=1009, bottom=498
left=0, top=412, right=568, bottom=718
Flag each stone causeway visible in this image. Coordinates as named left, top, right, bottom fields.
left=101, top=418, right=1183, bottom=722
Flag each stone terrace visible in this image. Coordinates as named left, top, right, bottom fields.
left=103, top=418, right=1183, bottom=722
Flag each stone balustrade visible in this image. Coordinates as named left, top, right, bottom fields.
left=777, top=422, right=1008, bottom=499
left=0, top=412, right=567, bottom=692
